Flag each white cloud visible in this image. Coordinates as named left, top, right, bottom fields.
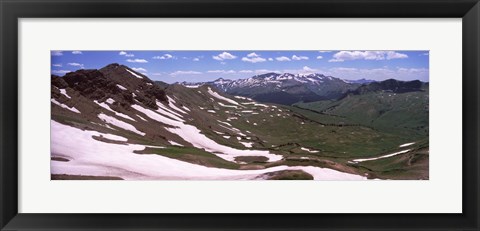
left=302, top=66, right=317, bottom=72
left=421, top=52, right=429, bottom=56
left=153, top=54, right=174, bottom=60
left=170, top=71, right=202, bottom=76
left=242, top=53, right=267, bottom=63
left=67, top=63, right=84, bottom=68
left=292, top=55, right=309, bottom=61
left=119, top=51, right=134, bottom=57
left=193, top=58, right=200, bottom=61
left=213, top=52, right=237, bottom=61
left=268, top=58, right=273, bottom=61
left=283, top=66, right=319, bottom=75
left=51, top=51, right=63, bottom=56
left=132, top=67, right=147, bottom=73
left=207, top=70, right=236, bottom=74
left=316, top=56, right=323, bottom=59
left=239, top=70, right=253, bottom=73
left=242, top=57, right=266, bottom=63
left=51, top=70, right=71, bottom=74
left=52, top=63, right=62, bottom=67
left=151, top=73, right=162, bottom=76
left=72, top=51, right=83, bottom=55
left=126, top=59, right=148, bottom=63
left=325, top=67, right=428, bottom=81
left=329, top=51, right=408, bottom=62
left=276, top=56, right=291, bottom=61
left=318, top=51, right=332, bottom=53
left=386, top=51, right=408, bottom=60
left=255, top=69, right=281, bottom=74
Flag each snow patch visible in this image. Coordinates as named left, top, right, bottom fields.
left=98, top=113, right=145, bottom=136
left=182, top=106, right=191, bottom=112
left=51, top=99, right=80, bottom=114
left=59, top=89, right=71, bottom=99
left=207, top=87, right=240, bottom=106
left=126, top=69, right=143, bottom=79
left=240, top=142, right=253, bottom=148
left=353, top=149, right=411, bottom=162
left=94, top=100, right=136, bottom=121
left=168, top=141, right=184, bottom=146
left=106, top=98, right=115, bottom=104
left=399, top=142, right=415, bottom=148
left=116, top=84, right=127, bottom=90
left=218, top=102, right=238, bottom=108
left=96, top=133, right=128, bottom=142
left=51, top=120, right=367, bottom=180
left=301, top=147, right=319, bottom=153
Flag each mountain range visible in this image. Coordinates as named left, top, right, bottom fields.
left=50, top=63, right=429, bottom=180
left=180, top=73, right=425, bottom=105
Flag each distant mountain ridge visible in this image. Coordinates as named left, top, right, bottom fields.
left=180, top=73, right=427, bottom=105
left=181, top=72, right=363, bottom=105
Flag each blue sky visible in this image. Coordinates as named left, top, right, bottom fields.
left=51, top=50, right=429, bottom=83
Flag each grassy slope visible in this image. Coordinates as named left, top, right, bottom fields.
left=52, top=84, right=428, bottom=180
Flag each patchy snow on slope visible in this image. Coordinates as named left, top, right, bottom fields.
left=207, top=87, right=240, bottom=106
left=207, top=110, right=216, bottom=113
left=219, top=124, right=240, bottom=133
left=399, top=142, right=415, bottom=148
left=353, top=149, right=411, bottom=163
left=167, top=96, right=176, bottom=104
left=51, top=99, right=80, bottom=113
left=223, top=136, right=231, bottom=139
left=301, top=147, right=319, bottom=153
left=95, top=133, right=128, bottom=142
left=51, top=120, right=367, bottom=180
left=116, top=84, right=127, bottom=90
left=137, top=115, right=148, bottom=122
left=169, top=102, right=188, bottom=114
left=156, top=101, right=184, bottom=119
left=98, top=113, right=145, bottom=136
left=185, top=85, right=200, bottom=88
left=217, top=120, right=232, bottom=127
left=241, top=102, right=268, bottom=107
left=182, top=106, right=190, bottom=112
left=106, top=98, right=115, bottom=104
left=168, top=140, right=184, bottom=146
left=59, top=89, right=71, bottom=99
left=240, top=142, right=253, bottom=148
left=94, top=100, right=136, bottom=121
left=218, top=102, right=238, bottom=108
left=132, top=104, right=282, bottom=162
left=126, top=69, right=143, bottom=79
left=213, top=131, right=224, bottom=135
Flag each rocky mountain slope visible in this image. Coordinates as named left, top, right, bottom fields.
left=182, top=73, right=361, bottom=105
left=51, top=64, right=429, bottom=180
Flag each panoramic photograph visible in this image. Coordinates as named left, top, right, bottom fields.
left=51, top=50, right=429, bottom=180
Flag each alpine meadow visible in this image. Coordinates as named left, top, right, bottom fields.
left=50, top=50, right=429, bottom=180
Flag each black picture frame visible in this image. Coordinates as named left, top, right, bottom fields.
left=1, top=0, right=479, bottom=230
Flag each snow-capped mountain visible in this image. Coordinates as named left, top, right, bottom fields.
left=182, top=72, right=361, bottom=105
